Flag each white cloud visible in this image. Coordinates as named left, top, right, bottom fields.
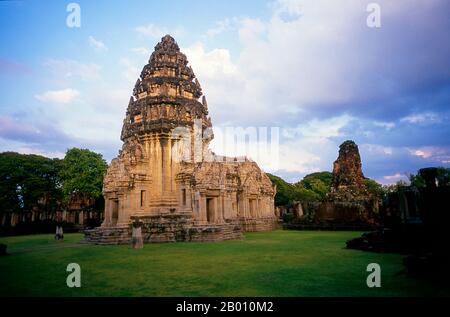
left=22, top=0, right=445, bottom=181
left=135, top=24, right=184, bottom=39
left=88, top=87, right=130, bottom=114
left=180, top=43, right=241, bottom=125
left=400, top=112, right=441, bottom=124
left=209, top=123, right=331, bottom=174
left=382, top=173, right=409, bottom=184
left=407, top=146, right=450, bottom=163
left=186, top=0, right=449, bottom=128
left=277, top=139, right=325, bottom=173
left=0, top=138, right=67, bottom=159
left=374, top=121, right=396, bottom=130
left=409, top=148, right=432, bottom=159
left=88, top=36, right=108, bottom=52
left=131, top=47, right=152, bottom=56
left=268, top=116, right=355, bottom=173
left=284, top=115, right=354, bottom=139
left=271, top=0, right=304, bottom=17
left=35, top=88, right=80, bottom=104
left=43, top=59, right=101, bottom=81
left=172, top=0, right=449, bottom=181
left=17, top=147, right=66, bottom=159
left=183, top=43, right=237, bottom=78
left=362, top=144, right=393, bottom=156
left=205, top=18, right=235, bottom=38
left=119, top=58, right=139, bottom=81
left=135, top=24, right=167, bottom=38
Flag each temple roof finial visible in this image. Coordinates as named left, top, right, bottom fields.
left=202, top=95, right=208, bottom=109
left=154, top=34, right=179, bottom=52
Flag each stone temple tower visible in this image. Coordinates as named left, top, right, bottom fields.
left=118, top=34, right=212, bottom=216
left=86, top=35, right=278, bottom=244
left=328, top=140, right=368, bottom=201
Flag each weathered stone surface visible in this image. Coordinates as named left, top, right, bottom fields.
left=85, top=35, right=277, bottom=244
left=131, top=218, right=143, bottom=249
left=284, top=140, right=378, bottom=230
left=328, top=140, right=368, bottom=201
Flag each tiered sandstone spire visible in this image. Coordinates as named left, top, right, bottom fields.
left=121, top=34, right=211, bottom=140
left=89, top=35, right=277, bottom=244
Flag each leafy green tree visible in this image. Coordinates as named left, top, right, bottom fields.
left=408, top=173, right=425, bottom=189
left=408, top=167, right=449, bottom=188
left=0, top=152, right=22, bottom=213
left=436, top=167, right=450, bottom=186
left=267, top=173, right=320, bottom=206
left=299, top=172, right=333, bottom=188
left=296, top=171, right=333, bottom=199
left=0, top=152, right=62, bottom=214
left=267, top=174, right=291, bottom=206
left=364, top=178, right=383, bottom=199
left=396, top=179, right=409, bottom=187
left=295, top=187, right=321, bottom=202
left=381, top=167, right=450, bottom=198
left=59, top=148, right=108, bottom=201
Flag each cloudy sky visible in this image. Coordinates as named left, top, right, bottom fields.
left=0, top=0, right=449, bottom=184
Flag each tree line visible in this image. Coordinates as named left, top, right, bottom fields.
left=2, top=147, right=448, bottom=214
left=0, top=148, right=107, bottom=216
left=267, top=168, right=450, bottom=207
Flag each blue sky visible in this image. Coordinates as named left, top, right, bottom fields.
left=1, top=0, right=449, bottom=184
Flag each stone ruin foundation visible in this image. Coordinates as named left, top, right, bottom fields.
left=284, top=140, right=379, bottom=231
left=85, top=35, right=279, bottom=245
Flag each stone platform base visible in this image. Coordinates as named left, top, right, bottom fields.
left=84, top=213, right=245, bottom=245
left=239, top=217, right=281, bottom=232
left=188, top=222, right=243, bottom=242
left=84, top=226, right=130, bottom=245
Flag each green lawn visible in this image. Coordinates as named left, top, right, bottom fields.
left=0, top=230, right=446, bottom=297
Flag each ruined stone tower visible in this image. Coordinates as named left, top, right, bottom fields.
left=85, top=35, right=277, bottom=244
left=329, top=140, right=368, bottom=201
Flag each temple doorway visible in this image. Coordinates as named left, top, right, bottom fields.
left=111, top=199, right=119, bottom=226
left=206, top=198, right=214, bottom=223
left=249, top=199, right=256, bottom=217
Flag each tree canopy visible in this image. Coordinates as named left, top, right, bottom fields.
left=0, top=148, right=108, bottom=214
left=59, top=148, right=108, bottom=200
left=0, top=152, right=62, bottom=213
left=268, top=171, right=385, bottom=206
left=364, top=178, right=383, bottom=199
left=408, top=167, right=450, bottom=189
left=296, top=171, right=333, bottom=200
left=267, top=173, right=321, bottom=206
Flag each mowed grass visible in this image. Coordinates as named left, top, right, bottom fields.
left=0, top=230, right=447, bottom=297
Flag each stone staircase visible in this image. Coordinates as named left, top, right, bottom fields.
left=188, top=222, right=244, bottom=242
left=83, top=215, right=279, bottom=245
left=84, top=226, right=130, bottom=245
left=83, top=221, right=244, bottom=244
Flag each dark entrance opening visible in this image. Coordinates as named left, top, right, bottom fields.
left=206, top=198, right=214, bottom=223
left=111, top=199, right=119, bottom=226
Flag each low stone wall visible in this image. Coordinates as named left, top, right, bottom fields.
left=139, top=213, right=193, bottom=243
left=188, top=223, right=243, bottom=242
left=240, top=217, right=281, bottom=232
left=314, top=201, right=375, bottom=222
left=280, top=200, right=378, bottom=232
left=283, top=221, right=376, bottom=231
left=84, top=213, right=251, bottom=245
left=84, top=226, right=130, bottom=245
